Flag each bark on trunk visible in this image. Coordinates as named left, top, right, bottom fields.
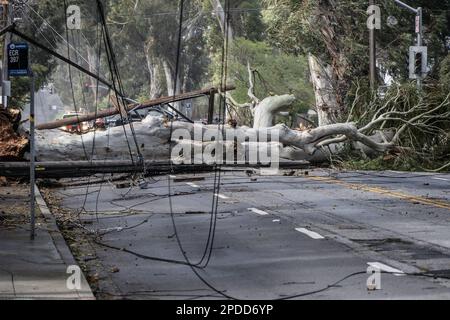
left=145, top=47, right=163, bottom=99
left=313, top=1, right=349, bottom=110
left=162, top=59, right=183, bottom=114
left=308, top=54, right=339, bottom=127
left=87, top=46, right=101, bottom=103
left=210, top=0, right=233, bottom=44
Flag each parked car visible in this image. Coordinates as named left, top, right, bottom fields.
left=105, top=110, right=149, bottom=127
left=148, top=106, right=175, bottom=120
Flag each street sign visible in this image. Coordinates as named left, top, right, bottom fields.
left=415, top=15, right=420, bottom=33
left=8, top=43, right=29, bottom=77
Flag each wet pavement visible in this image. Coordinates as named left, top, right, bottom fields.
left=49, top=169, right=450, bottom=299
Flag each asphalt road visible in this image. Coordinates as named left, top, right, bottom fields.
left=51, top=169, right=450, bottom=299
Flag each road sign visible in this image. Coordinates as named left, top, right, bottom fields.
left=415, top=15, right=420, bottom=33
left=8, top=43, right=29, bottom=77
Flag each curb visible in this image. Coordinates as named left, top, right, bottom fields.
left=35, top=185, right=95, bottom=300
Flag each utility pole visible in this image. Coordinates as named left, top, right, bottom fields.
left=29, top=71, right=35, bottom=240
left=7, top=37, right=33, bottom=238
left=1, top=0, right=11, bottom=108
left=369, top=0, right=377, bottom=90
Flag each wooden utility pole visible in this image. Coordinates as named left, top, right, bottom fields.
left=369, top=0, right=377, bottom=90
left=36, top=85, right=235, bottom=130
left=29, top=72, right=35, bottom=240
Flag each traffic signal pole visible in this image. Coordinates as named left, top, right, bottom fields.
left=369, top=0, right=377, bottom=90
left=393, top=0, right=424, bottom=90
left=416, top=7, right=423, bottom=90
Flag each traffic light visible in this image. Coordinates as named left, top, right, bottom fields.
left=409, top=46, right=427, bottom=80
left=414, top=52, right=423, bottom=77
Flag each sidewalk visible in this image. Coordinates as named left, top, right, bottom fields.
left=0, top=181, right=94, bottom=299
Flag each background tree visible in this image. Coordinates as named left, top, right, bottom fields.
left=2, top=0, right=65, bottom=108
left=263, top=0, right=450, bottom=121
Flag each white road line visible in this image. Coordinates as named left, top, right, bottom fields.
left=214, top=193, right=229, bottom=199
left=433, top=177, right=449, bottom=181
left=295, top=228, right=325, bottom=240
left=367, top=262, right=404, bottom=276
left=186, top=182, right=200, bottom=188
left=248, top=208, right=269, bottom=216
left=272, top=219, right=280, bottom=222
left=169, top=175, right=177, bottom=179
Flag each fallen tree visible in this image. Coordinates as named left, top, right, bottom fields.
left=34, top=64, right=450, bottom=166
left=36, top=89, right=449, bottom=164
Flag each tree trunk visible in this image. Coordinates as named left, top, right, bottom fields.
left=87, top=46, right=101, bottom=104
left=210, top=0, right=233, bottom=44
left=144, top=48, right=162, bottom=99
left=309, top=1, right=349, bottom=112
left=162, top=59, right=183, bottom=115
left=308, top=53, right=339, bottom=127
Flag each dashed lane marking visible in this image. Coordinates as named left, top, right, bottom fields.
left=367, top=262, right=404, bottom=276
left=433, top=177, right=449, bottom=182
left=214, top=193, right=229, bottom=199
left=186, top=182, right=200, bottom=188
left=295, top=228, right=325, bottom=240
left=248, top=208, right=269, bottom=216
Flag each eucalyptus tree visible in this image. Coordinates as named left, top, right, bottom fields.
left=106, top=0, right=209, bottom=117
left=262, top=0, right=450, bottom=124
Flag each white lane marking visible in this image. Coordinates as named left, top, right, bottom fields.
left=273, top=219, right=280, bottom=222
left=367, top=262, right=404, bottom=276
left=169, top=175, right=177, bottom=179
left=433, top=177, right=449, bottom=181
left=295, top=228, right=325, bottom=240
left=248, top=208, right=269, bottom=216
left=214, top=193, right=229, bottom=199
left=186, top=182, right=200, bottom=188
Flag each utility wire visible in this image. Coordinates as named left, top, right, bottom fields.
left=25, top=2, right=101, bottom=74
left=95, top=0, right=143, bottom=166
left=165, top=0, right=237, bottom=300
left=63, top=0, right=89, bottom=161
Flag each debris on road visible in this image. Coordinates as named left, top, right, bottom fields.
left=0, top=109, right=28, bottom=161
